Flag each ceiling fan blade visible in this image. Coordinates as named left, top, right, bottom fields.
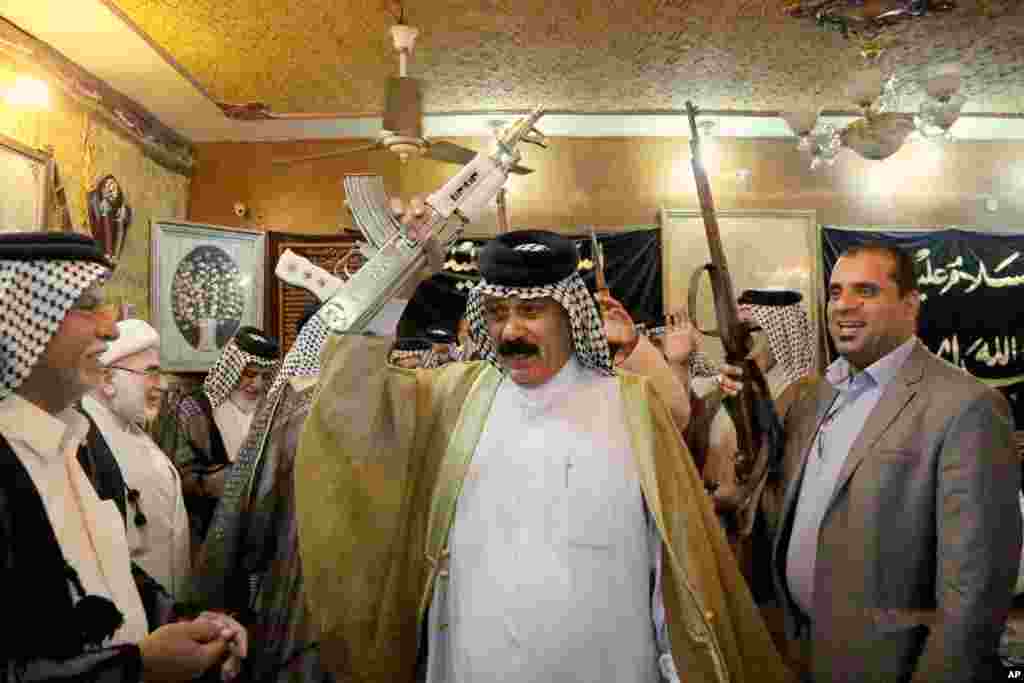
left=423, top=140, right=478, bottom=165
left=271, top=143, right=381, bottom=165
left=383, top=77, right=422, bottom=137
left=508, top=163, right=535, bottom=175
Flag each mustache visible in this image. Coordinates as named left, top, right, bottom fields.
left=497, top=340, right=540, bottom=357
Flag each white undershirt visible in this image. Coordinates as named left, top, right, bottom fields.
left=434, top=357, right=659, bottom=682
left=0, top=394, right=149, bottom=643
left=82, top=396, right=192, bottom=598
left=213, top=398, right=255, bottom=463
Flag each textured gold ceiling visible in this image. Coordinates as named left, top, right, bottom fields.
left=111, top=0, right=1024, bottom=115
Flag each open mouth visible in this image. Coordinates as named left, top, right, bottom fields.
left=835, top=321, right=865, bottom=340
left=502, top=353, right=538, bottom=368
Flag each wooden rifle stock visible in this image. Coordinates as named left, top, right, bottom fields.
left=684, top=101, right=769, bottom=502
left=496, top=188, right=510, bottom=234
left=590, top=228, right=608, bottom=295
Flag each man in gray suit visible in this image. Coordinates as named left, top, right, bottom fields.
left=760, top=243, right=1019, bottom=682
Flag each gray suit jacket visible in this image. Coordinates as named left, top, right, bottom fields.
left=772, top=340, right=1021, bottom=682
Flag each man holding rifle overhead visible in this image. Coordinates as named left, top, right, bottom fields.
left=294, top=105, right=793, bottom=683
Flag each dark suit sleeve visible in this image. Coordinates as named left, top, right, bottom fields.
left=913, top=392, right=1021, bottom=683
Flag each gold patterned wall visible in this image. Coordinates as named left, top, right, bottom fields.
left=187, top=141, right=400, bottom=232
left=398, top=136, right=1024, bottom=233
left=189, top=134, right=1024, bottom=240
left=0, top=55, right=189, bottom=322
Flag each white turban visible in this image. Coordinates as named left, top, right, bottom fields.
left=99, top=319, right=160, bottom=367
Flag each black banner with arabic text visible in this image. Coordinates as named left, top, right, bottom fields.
left=822, top=227, right=1024, bottom=429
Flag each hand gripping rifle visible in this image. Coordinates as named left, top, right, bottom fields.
left=194, top=112, right=547, bottom=613
left=318, top=106, right=547, bottom=335
left=684, top=102, right=774, bottom=529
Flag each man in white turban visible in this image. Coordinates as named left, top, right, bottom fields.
left=81, top=319, right=191, bottom=599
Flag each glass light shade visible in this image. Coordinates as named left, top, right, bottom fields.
left=923, top=63, right=962, bottom=100
left=814, top=124, right=842, bottom=157
left=390, top=24, right=419, bottom=51
left=846, top=68, right=885, bottom=108
left=841, top=113, right=916, bottom=160
left=917, top=93, right=965, bottom=136
left=804, top=123, right=840, bottom=171
left=782, top=109, right=819, bottom=137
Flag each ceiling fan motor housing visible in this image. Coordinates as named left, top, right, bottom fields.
left=383, top=76, right=422, bottom=137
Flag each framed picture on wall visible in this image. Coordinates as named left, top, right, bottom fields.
left=660, top=208, right=824, bottom=373
left=151, top=220, right=266, bottom=372
left=0, top=133, right=49, bottom=232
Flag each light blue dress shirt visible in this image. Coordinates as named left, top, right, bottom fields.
left=785, top=337, right=918, bottom=619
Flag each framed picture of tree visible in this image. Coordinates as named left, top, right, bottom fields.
left=151, top=220, right=266, bottom=372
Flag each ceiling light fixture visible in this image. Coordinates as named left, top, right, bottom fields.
left=780, top=109, right=841, bottom=170
left=4, top=75, right=50, bottom=108
left=781, top=62, right=966, bottom=169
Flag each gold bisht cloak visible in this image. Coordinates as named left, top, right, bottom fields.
left=296, top=335, right=795, bottom=683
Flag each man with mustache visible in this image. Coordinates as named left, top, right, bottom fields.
left=81, top=319, right=191, bottom=600
left=295, top=228, right=793, bottom=682
left=0, top=231, right=246, bottom=683
left=159, top=326, right=280, bottom=551
left=724, top=244, right=1020, bottom=681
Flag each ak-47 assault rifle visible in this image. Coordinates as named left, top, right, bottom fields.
left=316, top=107, right=547, bottom=335
left=684, top=101, right=775, bottom=532
left=194, top=108, right=549, bottom=616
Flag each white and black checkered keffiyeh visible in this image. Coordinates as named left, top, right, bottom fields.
left=264, top=314, right=328, bottom=401
left=743, top=302, right=815, bottom=388
left=688, top=303, right=815, bottom=389
left=449, top=343, right=471, bottom=363
left=203, top=335, right=281, bottom=408
left=465, top=269, right=613, bottom=376
left=0, top=259, right=110, bottom=399
left=198, top=292, right=330, bottom=597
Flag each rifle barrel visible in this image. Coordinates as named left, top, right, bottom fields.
left=684, top=101, right=743, bottom=359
